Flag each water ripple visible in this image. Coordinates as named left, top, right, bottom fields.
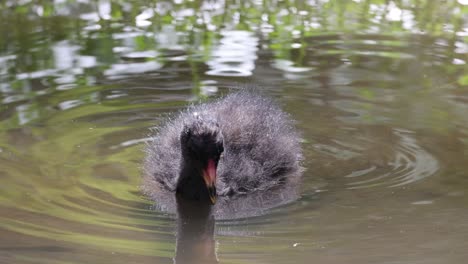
left=345, top=129, right=439, bottom=189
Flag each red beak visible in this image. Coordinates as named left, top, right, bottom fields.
left=202, top=159, right=217, bottom=204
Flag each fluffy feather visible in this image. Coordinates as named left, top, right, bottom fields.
left=143, top=91, right=303, bottom=197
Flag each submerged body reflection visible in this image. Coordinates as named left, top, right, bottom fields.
left=154, top=183, right=301, bottom=263
left=175, top=197, right=217, bottom=264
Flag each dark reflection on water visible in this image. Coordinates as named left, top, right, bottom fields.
left=1, top=0, right=468, bottom=263
left=175, top=197, right=218, bottom=264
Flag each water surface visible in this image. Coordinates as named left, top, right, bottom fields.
left=1, top=1, right=468, bottom=263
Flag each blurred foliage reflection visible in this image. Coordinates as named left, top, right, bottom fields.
left=0, top=1, right=466, bottom=128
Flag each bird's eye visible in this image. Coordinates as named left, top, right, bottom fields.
left=181, top=129, right=191, bottom=142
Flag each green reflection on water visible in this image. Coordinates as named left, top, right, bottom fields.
left=0, top=0, right=465, bottom=128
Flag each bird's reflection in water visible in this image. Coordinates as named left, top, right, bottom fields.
left=144, top=174, right=301, bottom=263
left=174, top=196, right=218, bottom=264
left=157, top=183, right=301, bottom=264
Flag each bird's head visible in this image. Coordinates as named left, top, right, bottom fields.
left=179, top=117, right=224, bottom=204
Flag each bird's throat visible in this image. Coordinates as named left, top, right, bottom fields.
left=177, top=158, right=216, bottom=203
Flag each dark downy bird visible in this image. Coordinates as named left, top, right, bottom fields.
left=143, top=91, right=303, bottom=205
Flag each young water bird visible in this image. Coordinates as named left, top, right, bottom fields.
left=144, top=91, right=303, bottom=205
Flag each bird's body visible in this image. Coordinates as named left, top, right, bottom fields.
left=144, top=91, right=303, bottom=203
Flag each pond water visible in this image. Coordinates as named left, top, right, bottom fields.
left=1, top=1, right=468, bottom=263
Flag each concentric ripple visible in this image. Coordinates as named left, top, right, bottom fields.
left=0, top=79, right=308, bottom=262
left=343, top=129, right=439, bottom=189
left=0, top=29, right=450, bottom=260
left=0, top=83, right=186, bottom=258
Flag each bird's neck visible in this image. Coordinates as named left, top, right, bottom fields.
left=177, top=157, right=210, bottom=202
